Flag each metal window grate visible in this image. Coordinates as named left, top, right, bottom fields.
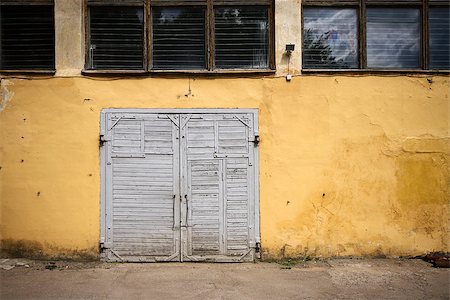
left=152, top=7, right=206, bottom=70
left=0, top=5, right=55, bottom=70
left=214, top=6, right=269, bottom=69
left=88, top=6, right=144, bottom=70
left=429, top=7, right=450, bottom=70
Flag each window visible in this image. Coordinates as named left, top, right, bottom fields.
left=152, top=7, right=206, bottom=70
left=367, top=8, right=420, bottom=69
left=429, top=7, right=450, bottom=69
left=302, top=0, right=450, bottom=71
left=303, top=8, right=358, bottom=69
left=214, top=6, right=269, bottom=69
left=0, top=0, right=55, bottom=71
left=85, top=0, right=274, bottom=72
left=87, top=1, right=145, bottom=70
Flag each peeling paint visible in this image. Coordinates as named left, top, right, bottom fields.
left=0, top=79, right=14, bottom=112
left=402, top=137, right=449, bottom=153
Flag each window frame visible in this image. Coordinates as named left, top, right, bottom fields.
left=150, top=5, right=208, bottom=71
left=213, top=5, right=272, bottom=70
left=301, top=0, right=450, bottom=72
left=83, top=0, right=275, bottom=73
left=0, top=0, right=56, bottom=74
left=84, top=0, right=148, bottom=72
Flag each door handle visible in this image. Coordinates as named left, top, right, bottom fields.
left=172, top=194, right=176, bottom=229
left=185, top=194, right=188, bottom=227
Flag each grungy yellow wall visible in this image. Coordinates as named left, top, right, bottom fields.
left=0, top=75, right=448, bottom=259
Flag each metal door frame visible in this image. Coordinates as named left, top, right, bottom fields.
left=100, top=108, right=260, bottom=262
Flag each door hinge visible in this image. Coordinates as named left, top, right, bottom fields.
left=255, top=242, right=261, bottom=259
left=99, top=240, right=112, bottom=250
left=100, top=134, right=111, bottom=146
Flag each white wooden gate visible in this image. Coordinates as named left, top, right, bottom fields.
left=100, top=109, right=259, bottom=262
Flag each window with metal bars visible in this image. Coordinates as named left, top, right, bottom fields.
left=0, top=3, right=55, bottom=71
left=86, top=1, right=274, bottom=71
left=302, top=0, right=450, bottom=71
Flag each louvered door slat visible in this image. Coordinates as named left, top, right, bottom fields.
left=225, top=158, right=249, bottom=253
left=189, top=160, right=221, bottom=255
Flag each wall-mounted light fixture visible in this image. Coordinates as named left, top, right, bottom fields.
left=285, top=44, right=295, bottom=55
left=285, top=44, right=295, bottom=81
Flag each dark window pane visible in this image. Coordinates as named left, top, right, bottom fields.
left=152, top=7, right=206, bottom=70
left=0, top=5, right=55, bottom=70
left=303, top=8, right=358, bottom=69
left=367, top=8, right=420, bottom=69
left=89, top=6, right=144, bottom=70
left=429, top=7, right=450, bottom=70
left=215, top=6, right=269, bottom=69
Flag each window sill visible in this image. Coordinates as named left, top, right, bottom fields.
left=0, top=69, right=56, bottom=75
left=149, top=69, right=276, bottom=74
left=301, top=69, right=450, bottom=75
left=82, top=69, right=147, bottom=75
left=82, top=69, right=276, bottom=76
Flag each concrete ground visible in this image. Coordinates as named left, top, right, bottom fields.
left=0, top=258, right=449, bottom=300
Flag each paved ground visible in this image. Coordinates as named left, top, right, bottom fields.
left=0, top=258, right=449, bottom=299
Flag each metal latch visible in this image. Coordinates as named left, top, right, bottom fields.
left=250, top=134, right=260, bottom=146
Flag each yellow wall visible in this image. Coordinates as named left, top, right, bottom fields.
left=0, top=75, right=449, bottom=259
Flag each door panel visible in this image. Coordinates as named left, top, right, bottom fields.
left=187, top=160, right=221, bottom=256
left=101, top=110, right=258, bottom=262
left=225, top=158, right=250, bottom=254
left=104, top=114, right=180, bottom=262
left=181, top=113, right=256, bottom=262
